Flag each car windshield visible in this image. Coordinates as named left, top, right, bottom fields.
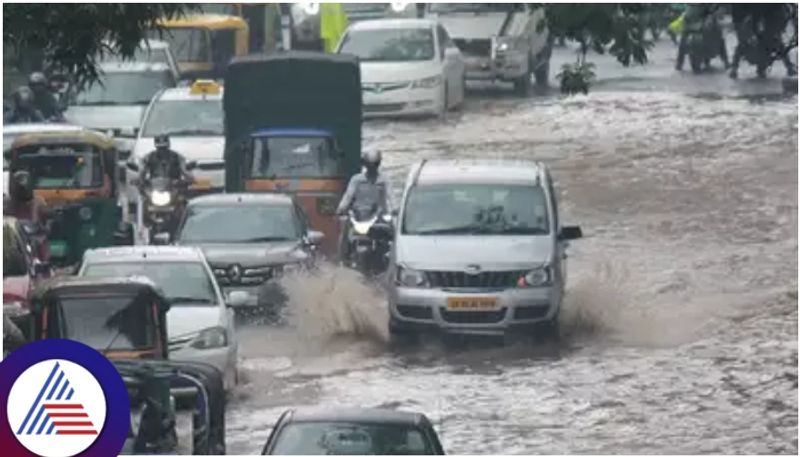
left=59, top=295, right=156, bottom=351
left=429, top=3, right=522, bottom=13
left=16, top=146, right=103, bottom=189
left=339, top=28, right=435, bottom=62
left=248, top=136, right=342, bottom=178
left=271, top=422, right=433, bottom=455
left=98, top=47, right=169, bottom=66
left=142, top=99, right=223, bottom=137
left=149, top=28, right=210, bottom=63
left=178, top=204, right=299, bottom=244
left=82, top=262, right=217, bottom=305
left=403, top=184, right=550, bottom=235
left=74, top=71, right=175, bottom=106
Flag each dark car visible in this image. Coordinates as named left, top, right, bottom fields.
left=261, top=407, right=445, bottom=455
left=164, top=193, right=324, bottom=316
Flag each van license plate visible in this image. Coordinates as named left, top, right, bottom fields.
left=446, top=297, right=498, bottom=311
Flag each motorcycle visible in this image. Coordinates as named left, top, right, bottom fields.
left=343, top=207, right=394, bottom=277
left=142, top=176, right=185, bottom=239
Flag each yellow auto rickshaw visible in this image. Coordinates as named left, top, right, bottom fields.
left=152, top=14, right=249, bottom=80
left=6, top=129, right=132, bottom=266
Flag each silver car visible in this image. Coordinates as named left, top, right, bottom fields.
left=77, top=245, right=241, bottom=391
left=388, top=159, right=582, bottom=338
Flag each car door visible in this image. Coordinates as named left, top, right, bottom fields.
left=545, top=170, right=567, bottom=291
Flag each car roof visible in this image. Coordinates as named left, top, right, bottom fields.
left=157, top=86, right=224, bottom=102
left=188, top=192, right=294, bottom=206
left=83, top=246, right=205, bottom=264
left=348, top=18, right=437, bottom=31
left=97, top=61, right=172, bottom=74
left=414, top=159, right=546, bottom=186
left=284, top=407, right=425, bottom=426
left=3, top=124, right=86, bottom=135
left=250, top=128, right=333, bottom=138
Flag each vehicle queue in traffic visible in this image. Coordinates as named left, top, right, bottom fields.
left=3, top=5, right=580, bottom=454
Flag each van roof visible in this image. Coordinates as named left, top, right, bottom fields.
left=414, top=159, right=546, bottom=186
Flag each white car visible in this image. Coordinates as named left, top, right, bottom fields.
left=127, top=80, right=225, bottom=203
left=77, top=245, right=241, bottom=391
left=337, top=18, right=466, bottom=118
left=97, top=39, right=181, bottom=82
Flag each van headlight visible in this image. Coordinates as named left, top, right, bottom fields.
left=190, top=326, right=227, bottom=349
left=150, top=190, right=171, bottom=206
left=518, top=266, right=552, bottom=287
left=396, top=266, right=428, bottom=288
left=412, top=75, right=442, bottom=89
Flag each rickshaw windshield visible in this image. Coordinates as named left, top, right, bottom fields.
left=248, top=136, right=343, bottom=179
left=150, top=27, right=211, bottom=63
left=57, top=294, right=157, bottom=351
left=16, top=145, right=104, bottom=189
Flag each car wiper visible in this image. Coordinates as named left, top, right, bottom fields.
left=412, top=225, right=482, bottom=235
left=493, top=226, right=549, bottom=235
left=164, top=129, right=221, bottom=136
left=237, top=236, right=294, bottom=243
left=169, top=296, right=214, bottom=304
left=74, top=101, right=122, bottom=106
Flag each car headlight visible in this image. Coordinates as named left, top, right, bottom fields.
left=390, top=2, right=409, bottom=12
left=396, top=266, right=428, bottom=288
left=275, top=263, right=304, bottom=278
left=518, top=266, right=552, bottom=287
left=150, top=190, right=171, bottom=206
left=411, top=75, right=442, bottom=89
left=190, top=326, right=227, bottom=350
left=495, top=37, right=520, bottom=54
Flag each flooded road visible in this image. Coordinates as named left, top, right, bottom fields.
left=224, top=41, right=798, bottom=454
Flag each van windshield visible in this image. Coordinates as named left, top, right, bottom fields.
left=403, top=184, right=550, bottom=235
left=248, top=135, right=342, bottom=178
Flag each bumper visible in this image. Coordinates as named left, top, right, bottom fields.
left=388, top=286, right=559, bottom=336
left=363, top=86, right=443, bottom=118
left=463, top=53, right=528, bottom=81
left=169, top=345, right=236, bottom=393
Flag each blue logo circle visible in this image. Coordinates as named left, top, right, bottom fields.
left=0, top=340, right=130, bottom=457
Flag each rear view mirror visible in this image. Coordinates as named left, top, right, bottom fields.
left=226, top=290, right=250, bottom=308
left=559, top=225, right=583, bottom=240
left=306, top=230, right=324, bottom=245
left=126, top=161, right=140, bottom=172
left=186, top=160, right=198, bottom=171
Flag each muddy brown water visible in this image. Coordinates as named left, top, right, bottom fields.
left=219, top=89, right=797, bottom=454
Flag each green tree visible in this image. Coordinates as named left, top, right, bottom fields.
left=3, top=3, right=197, bottom=88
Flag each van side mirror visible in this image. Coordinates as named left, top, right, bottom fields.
left=126, top=161, right=140, bottom=172
left=226, top=290, right=250, bottom=308
left=305, top=230, right=324, bottom=246
left=559, top=225, right=583, bottom=240
left=152, top=232, right=171, bottom=245
left=186, top=160, right=198, bottom=171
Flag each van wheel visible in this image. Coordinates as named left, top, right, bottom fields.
left=533, top=54, right=550, bottom=87
left=513, top=72, right=531, bottom=96
left=534, top=313, right=560, bottom=343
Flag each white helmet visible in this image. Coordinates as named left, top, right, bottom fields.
left=362, top=150, right=382, bottom=168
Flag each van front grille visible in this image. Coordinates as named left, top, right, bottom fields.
left=424, top=270, right=524, bottom=289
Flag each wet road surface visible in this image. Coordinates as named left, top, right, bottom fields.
left=223, top=39, right=798, bottom=454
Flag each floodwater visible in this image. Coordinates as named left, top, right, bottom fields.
left=223, top=41, right=798, bottom=454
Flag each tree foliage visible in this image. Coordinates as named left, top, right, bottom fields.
left=3, top=3, right=197, bottom=88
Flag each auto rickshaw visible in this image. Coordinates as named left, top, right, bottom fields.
left=152, top=14, right=249, bottom=80
left=12, top=276, right=227, bottom=454
left=223, top=52, right=362, bottom=256
left=6, top=128, right=133, bottom=267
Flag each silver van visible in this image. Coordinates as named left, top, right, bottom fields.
left=388, top=160, right=582, bottom=339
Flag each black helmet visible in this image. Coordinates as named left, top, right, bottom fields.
left=10, top=170, right=33, bottom=202
left=14, top=86, right=35, bottom=111
left=154, top=134, right=170, bottom=150
left=362, top=150, right=382, bottom=168
left=28, top=72, right=48, bottom=88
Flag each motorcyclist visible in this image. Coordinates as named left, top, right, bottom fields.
left=4, top=86, right=46, bottom=124
left=28, top=72, right=64, bottom=121
left=675, top=4, right=729, bottom=71
left=729, top=4, right=797, bottom=79
left=137, top=134, right=193, bottom=190
left=335, top=149, right=393, bottom=262
left=6, top=170, right=50, bottom=261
